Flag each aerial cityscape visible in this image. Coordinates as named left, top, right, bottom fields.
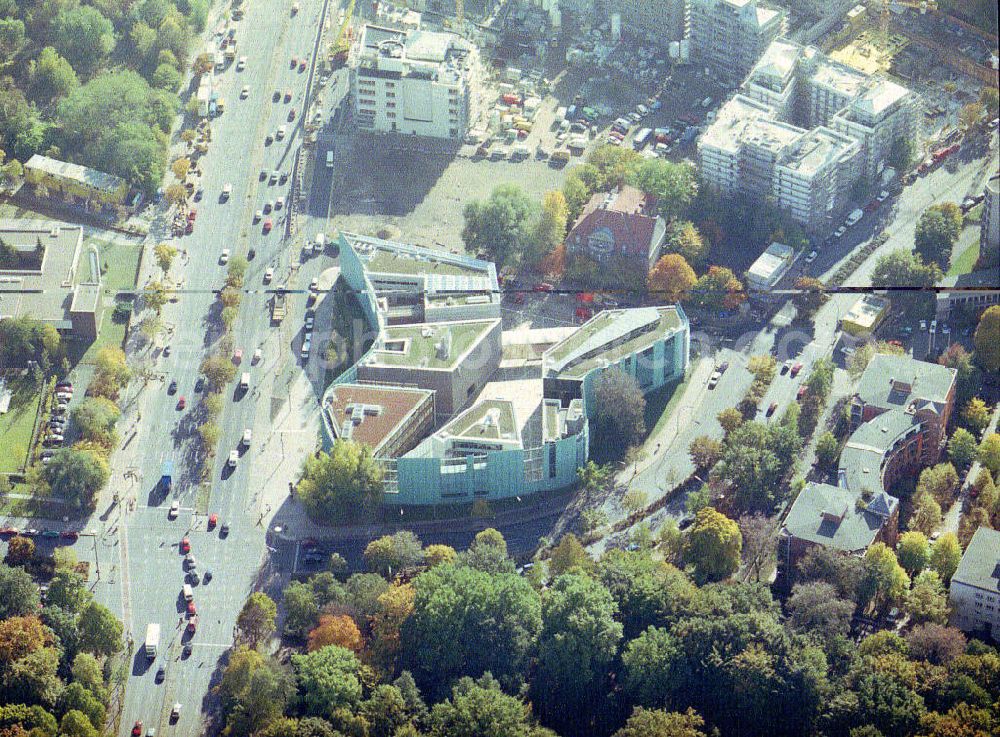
left=0, top=0, right=998, bottom=735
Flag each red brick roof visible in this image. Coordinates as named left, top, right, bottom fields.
left=567, top=186, right=660, bottom=260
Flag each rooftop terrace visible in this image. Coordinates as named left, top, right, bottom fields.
left=439, top=399, right=519, bottom=443
left=545, top=306, right=683, bottom=380
left=370, top=319, right=498, bottom=370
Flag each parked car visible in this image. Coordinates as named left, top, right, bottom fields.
left=180, top=537, right=190, bottom=553
left=766, top=402, right=778, bottom=416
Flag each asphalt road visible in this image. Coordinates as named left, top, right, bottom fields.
left=83, top=1, right=342, bottom=734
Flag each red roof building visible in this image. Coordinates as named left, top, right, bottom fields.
left=565, top=186, right=667, bottom=269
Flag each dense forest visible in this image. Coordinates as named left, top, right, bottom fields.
left=216, top=527, right=1000, bottom=737
left=0, top=0, right=209, bottom=195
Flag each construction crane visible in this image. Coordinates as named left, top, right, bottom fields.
left=456, top=0, right=463, bottom=27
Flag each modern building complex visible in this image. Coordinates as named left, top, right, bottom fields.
left=778, top=355, right=956, bottom=584
left=23, top=154, right=128, bottom=211
left=689, top=0, right=787, bottom=84
left=699, top=38, right=919, bottom=232
left=950, top=527, right=1000, bottom=641
left=350, top=24, right=482, bottom=140
left=327, top=232, right=690, bottom=505
left=0, top=220, right=103, bottom=341
left=565, top=185, right=667, bottom=273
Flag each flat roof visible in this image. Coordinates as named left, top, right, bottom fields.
left=841, top=294, right=888, bottom=329
left=811, top=56, right=867, bottom=98
left=325, top=384, right=434, bottom=454
left=699, top=95, right=778, bottom=153
left=344, top=232, right=497, bottom=293
left=780, top=126, right=857, bottom=176
left=438, top=399, right=519, bottom=443
left=952, top=527, right=1000, bottom=593
left=368, top=319, right=498, bottom=371
left=0, top=221, right=92, bottom=326
left=853, top=78, right=911, bottom=117
left=747, top=242, right=793, bottom=283
left=545, top=306, right=684, bottom=380
left=25, top=154, right=125, bottom=193
left=749, top=37, right=802, bottom=84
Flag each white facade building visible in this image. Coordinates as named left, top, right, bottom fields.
left=689, top=0, right=787, bottom=84
left=698, top=37, right=918, bottom=232
left=950, top=527, right=1000, bottom=640
left=351, top=25, right=481, bottom=140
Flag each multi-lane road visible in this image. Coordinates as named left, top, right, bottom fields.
left=85, top=0, right=346, bottom=733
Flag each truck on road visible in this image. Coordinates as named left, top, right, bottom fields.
left=271, top=288, right=287, bottom=324
left=145, top=623, right=160, bottom=658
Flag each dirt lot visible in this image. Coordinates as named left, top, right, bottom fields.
left=328, top=136, right=576, bottom=250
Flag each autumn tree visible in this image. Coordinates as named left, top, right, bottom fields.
left=792, top=277, right=827, bottom=320
left=529, top=190, right=569, bottom=266
left=549, top=533, right=591, bottom=576
left=3, top=536, right=35, bottom=567
left=308, top=614, right=363, bottom=653
left=910, top=491, right=943, bottom=536
left=929, top=532, right=962, bottom=583
left=153, top=242, right=177, bottom=274
left=664, top=220, right=707, bottom=267
left=689, top=266, right=746, bottom=310
left=648, top=253, right=696, bottom=302
left=592, top=367, right=646, bottom=456
left=961, top=398, right=991, bottom=435
left=974, top=306, right=1000, bottom=373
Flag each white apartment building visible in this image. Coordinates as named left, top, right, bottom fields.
left=831, top=78, right=919, bottom=181
left=689, top=0, right=787, bottom=84
left=351, top=25, right=481, bottom=140
left=609, top=0, right=689, bottom=44
left=950, top=527, right=1000, bottom=641
left=772, top=127, right=861, bottom=228
left=699, top=37, right=918, bottom=232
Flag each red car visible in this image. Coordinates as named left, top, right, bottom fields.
left=262, top=218, right=273, bottom=233
left=797, top=386, right=807, bottom=400
left=534, top=282, right=554, bottom=292
left=60, top=530, right=79, bottom=540
left=132, top=722, right=143, bottom=737
left=575, top=307, right=593, bottom=320
left=233, top=348, right=243, bottom=365
left=185, top=220, right=194, bottom=234
left=180, top=537, right=190, bottom=553
left=187, top=600, right=197, bottom=616
left=187, top=208, right=197, bottom=222
left=790, top=362, right=803, bottom=377
left=208, top=513, right=218, bottom=529
left=177, top=396, right=186, bottom=410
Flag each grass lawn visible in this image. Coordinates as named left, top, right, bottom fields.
left=947, top=241, right=980, bottom=277
left=0, top=377, right=42, bottom=474
left=0, top=201, right=56, bottom=221
left=647, top=369, right=693, bottom=438
left=78, top=238, right=143, bottom=365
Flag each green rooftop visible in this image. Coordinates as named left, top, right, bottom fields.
left=546, top=307, right=684, bottom=380
left=372, top=320, right=497, bottom=370
left=441, top=399, right=518, bottom=442
left=367, top=250, right=485, bottom=278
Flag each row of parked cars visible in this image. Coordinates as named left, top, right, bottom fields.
left=40, top=381, right=74, bottom=458
left=0, top=527, right=79, bottom=540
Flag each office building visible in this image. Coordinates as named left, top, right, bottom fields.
left=609, top=0, right=688, bottom=45
left=327, top=233, right=690, bottom=505
left=689, top=0, right=787, bottom=84
left=351, top=24, right=482, bottom=140
left=950, top=527, right=1000, bottom=640
left=0, top=220, right=103, bottom=341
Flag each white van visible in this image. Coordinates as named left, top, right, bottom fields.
left=313, top=232, right=325, bottom=254
left=239, top=372, right=249, bottom=391
left=183, top=583, right=193, bottom=601
left=325, top=151, right=334, bottom=168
